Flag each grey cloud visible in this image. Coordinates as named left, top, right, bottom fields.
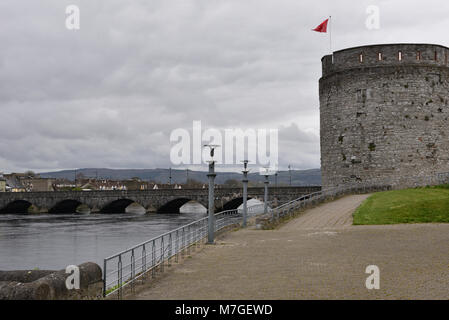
left=0, top=0, right=448, bottom=172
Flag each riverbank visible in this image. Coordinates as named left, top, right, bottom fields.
left=0, top=262, right=102, bottom=300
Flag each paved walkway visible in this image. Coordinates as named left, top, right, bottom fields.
left=131, top=195, right=449, bottom=300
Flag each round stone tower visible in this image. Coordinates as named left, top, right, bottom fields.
left=319, top=43, right=449, bottom=189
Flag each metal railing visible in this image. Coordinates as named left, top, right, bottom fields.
left=268, top=174, right=449, bottom=222
left=269, top=183, right=392, bottom=221
left=103, top=209, right=240, bottom=298
left=269, top=191, right=321, bottom=220
left=102, top=183, right=385, bottom=298
left=102, top=182, right=398, bottom=298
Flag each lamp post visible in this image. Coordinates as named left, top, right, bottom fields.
left=205, top=144, right=219, bottom=244
left=241, top=160, right=249, bottom=227
left=288, top=165, right=292, bottom=186
left=169, top=167, right=172, bottom=186
left=262, top=167, right=270, bottom=215
left=273, top=170, right=279, bottom=207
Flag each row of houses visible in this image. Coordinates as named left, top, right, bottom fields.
left=57, top=178, right=202, bottom=191
left=59, top=178, right=161, bottom=191
left=0, top=173, right=55, bottom=192
left=0, top=173, right=205, bottom=192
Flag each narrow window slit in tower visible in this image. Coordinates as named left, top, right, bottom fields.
left=434, top=51, right=438, bottom=61
left=378, top=52, right=382, bottom=61
left=398, top=51, right=402, bottom=61
left=417, top=51, right=421, bottom=60
left=359, top=53, right=363, bottom=63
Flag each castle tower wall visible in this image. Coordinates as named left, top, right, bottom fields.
left=319, top=44, right=449, bottom=189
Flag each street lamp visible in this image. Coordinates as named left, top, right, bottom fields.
left=288, top=165, right=292, bottom=186
left=205, top=144, right=219, bottom=244
left=260, top=167, right=273, bottom=216
left=241, top=160, right=250, bottom=227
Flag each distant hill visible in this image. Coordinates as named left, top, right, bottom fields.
left=39, top=168, right=321, bottom=186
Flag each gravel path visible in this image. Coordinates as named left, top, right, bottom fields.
left=131, top=195, right=449, bottom=300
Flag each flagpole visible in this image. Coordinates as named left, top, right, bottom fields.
left=329, top=15, right=333, bottom=62
left=329, top=16, right=332, bottom=53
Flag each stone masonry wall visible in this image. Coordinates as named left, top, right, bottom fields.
left=320, top=44, right=449, bottom=189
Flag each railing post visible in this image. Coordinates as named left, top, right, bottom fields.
left=191, top=224, right=194, bottom=251
left=168, top=233, right=172, bottom=265
left=118, top=255, right=122, bottom=300
left=160, top=237, right=165, bottom=273
left=152, top=240, right=156, bottom=278
left=175, top=229, right=179, bottom=263
left=196, top=221, right=200, bottom=249
left=131, top=249, right=135, bottom=293
left=103, top=259, right=107, bottom=298
left=142, top=244, right=146, bottom=280
left=182, top=227, right=185, bottom=257
left=203, top=219, right=207, bottom=243
left=187, top=224, right=191, bottom=255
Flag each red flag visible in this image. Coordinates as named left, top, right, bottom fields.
left=312, top=19, right=329, bottom=33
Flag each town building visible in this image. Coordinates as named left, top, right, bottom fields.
left=0, top=173, right=6, bottom=192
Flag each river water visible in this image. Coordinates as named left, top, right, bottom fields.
left=0, top=201, right=262, bottom=271
left=0, top=203, right=210, bottom=271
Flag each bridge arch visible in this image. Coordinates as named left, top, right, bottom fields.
left=158, top=198, right=197, bottom=214
left=0, top=200, right=34, bottom=214
left=221, top=197, right=252, bottom=211
left=49, top=200, right=90, bottom=214
left=101, top=199, right=139, bottom=214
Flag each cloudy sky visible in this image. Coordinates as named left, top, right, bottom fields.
left=1, top=0, right=448, bottom=173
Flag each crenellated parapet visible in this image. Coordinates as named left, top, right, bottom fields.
left=321, top=43, right=449, bottom=77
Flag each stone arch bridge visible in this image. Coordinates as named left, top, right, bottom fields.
left=0, top=186, right=321, bottom=214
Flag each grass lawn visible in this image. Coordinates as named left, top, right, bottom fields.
left=353, top=185, right=449, bottom=225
